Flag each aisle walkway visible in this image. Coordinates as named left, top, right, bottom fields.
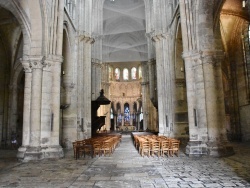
left=0, top=135, right=250, bottom=187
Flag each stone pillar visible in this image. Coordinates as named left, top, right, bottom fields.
left=81, top=35, right=94, bottom=137
left=50, top=55, right=63, bottom=145
left=114, top=115, right=117, bottom=131
left=40, top=55, right=64, bottom=158
left=9, top=84, right=18, bottom=133
left=182, top=52, right=208, bottom=156
left=137, top=113, right=140, bottom=130
left=202, top=51, right=229, bottom=156
left=152, top=34, right=174, bottom=136
left=179, top=0, right=233, bottom=157
left=148, top=60, right=155, bottom=101
left=92, top=60, right=102, bottom=100
left=18, top=57, right=45, bottom=161
left=17, top=60, right=32, bottom=159
left=29, top=59, right=44, bottom=148
left=141, top=82, right=149, bottom=130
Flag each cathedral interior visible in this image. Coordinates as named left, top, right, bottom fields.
left=0, top=0, right=249, bottom=159
left=0, top=0, right=250, bottom=186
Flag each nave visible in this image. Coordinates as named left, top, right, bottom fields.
left=0, top=135, right=250, bottom=187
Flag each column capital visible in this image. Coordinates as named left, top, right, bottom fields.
left=29, top=56, right=45, bottom=70
left=21, top=59, right=32, bottom=73
left=80, top=34, right=95, bottom=44
left=43, top=55, right=64, bottom=71
left=151, top=32, right=170, bottom=42
left=91, top=58, right=102, bottom=66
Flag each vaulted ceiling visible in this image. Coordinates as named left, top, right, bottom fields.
left=102, top=0, right=147, bottom=63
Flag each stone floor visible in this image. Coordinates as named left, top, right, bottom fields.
left=0, top=135, right=250, bottom=188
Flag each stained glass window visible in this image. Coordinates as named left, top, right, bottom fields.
left=124, top=104, right=130, bottom=123
left=138, top=66, right=142, bottom=79
left=109, top=66, right=113, bottom=81
left=123, top=68, right=129, bottom=80
left=115, top=68, right=120, bottom=80
left=131, top=67, right=137, bottom=80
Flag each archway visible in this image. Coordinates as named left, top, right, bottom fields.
left=0, top=7, right=24, bottom=148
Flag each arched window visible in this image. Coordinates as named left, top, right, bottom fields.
left=109, top=66, right=113, bottom=81
left=124, top=103, right=130, bottom=123
left=110, top=108, right=113, bottom=119
left=131, top=67, right=137, bottom=80
left=115, top=68, right=120, bottom=80
left=138, top=65, right=142, bottom=79
left=139, top=107, right=143, bottom=121
left=123, top=68, right=129, bottom=80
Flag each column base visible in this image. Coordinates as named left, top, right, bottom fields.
left=206, top=141, right=234, bottom=157
left=17, top=145, right=64, bottom=161
left=186, top=141, right=234, bottom=157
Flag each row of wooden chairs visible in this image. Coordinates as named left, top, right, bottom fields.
left=134, top=135, right=180, bottom=157
left=72, top=135, right=121, bottom=159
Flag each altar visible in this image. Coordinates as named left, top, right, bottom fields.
left=119, top=125, right=136, bottom=131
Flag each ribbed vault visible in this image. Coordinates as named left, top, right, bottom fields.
left=102, top=0, right=147, bottom=62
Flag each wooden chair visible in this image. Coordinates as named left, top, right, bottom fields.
left=169, top=140, right=180, bottom=157
left=92, top=141, right=102, bottom=157
left=161, top=140, right=171, bottom=157
left=101, top=142, right=113, bottom=156
left=140, top=141, right=150, bottom=157
left=150, top=140, right=161, bottom=157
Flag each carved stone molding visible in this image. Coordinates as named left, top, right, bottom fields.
left=29, top=56, right=45, bottom=70
left=151, top=32, right=170, bottom=42
left=21, top=60, right=32, bottom=73
left=91, top=59, right=102, bottom=67
left=80, top=35, right=95, bottom=44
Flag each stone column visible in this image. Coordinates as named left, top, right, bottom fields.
left=152, top=34, right=174, bottom=136
left=202, top=51, right=229, bottom=156
left=137, top=113, right=140, bottom=130
left=92, top=60, right=102, bottom=100
left=40, top=59, right=52, bottom=149
left=182, top=52, right=208, bottom=156
left=141, top=82, right=149, bottom=130
left=29, top=58, right=44, bottom=148
left=39, top=55, right=64, bottom=158
left=148, top=60, right=155, bottom=101
left=18, top=57, right=45, bottom=161
left=17, top=60, right=32, bottom=159
left=179, top=0, right=233, bottom=157
left=50, top=55, right=63, bottom=146
left=9, top=84, right=18, bottom=133
left=81, top=35, right=94, bottom=137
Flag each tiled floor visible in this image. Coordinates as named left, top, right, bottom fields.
left=0, top=135, right=250, bottom=188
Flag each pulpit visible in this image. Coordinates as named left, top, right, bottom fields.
left=91, top=89, right=111, bottom=136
